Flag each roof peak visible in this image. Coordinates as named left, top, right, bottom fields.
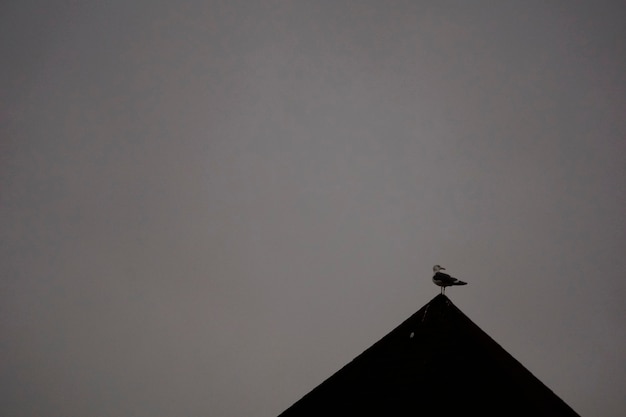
left=278, top=293, right=580, bottom=416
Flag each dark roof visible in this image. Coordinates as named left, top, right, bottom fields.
left=278, top=294, right=580, bottom=417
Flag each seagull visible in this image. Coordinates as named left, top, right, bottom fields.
left=432, top=265, right=467, bottom=294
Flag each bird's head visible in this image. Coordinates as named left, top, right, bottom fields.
left=433, top=265, right=445, bottom=273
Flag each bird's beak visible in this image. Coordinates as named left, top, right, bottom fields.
left=440, top=267, right=446, bottom=270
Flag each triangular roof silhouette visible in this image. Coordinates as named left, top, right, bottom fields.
left=278, top=294, right=580, bottom=416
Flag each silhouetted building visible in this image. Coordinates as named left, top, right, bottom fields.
left=278, top=294, right=579, bottom=416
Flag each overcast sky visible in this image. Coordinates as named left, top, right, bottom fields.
left=2, top=1, right=625, bottom=416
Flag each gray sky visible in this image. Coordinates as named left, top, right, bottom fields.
left=2, top=1, right=625, bottom=416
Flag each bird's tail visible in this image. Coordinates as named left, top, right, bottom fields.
left=454, top=280, right=468, bottom=286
